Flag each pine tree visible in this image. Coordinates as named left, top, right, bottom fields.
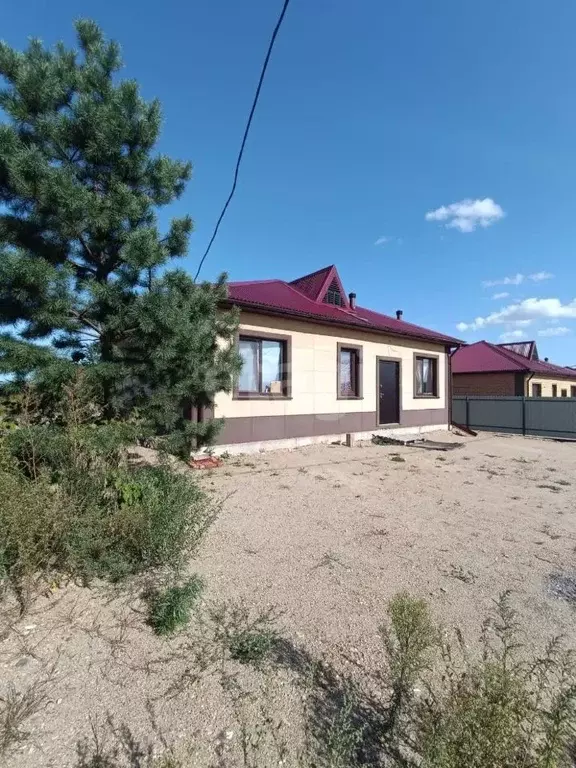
left=0, top=20, right=239, bottom=450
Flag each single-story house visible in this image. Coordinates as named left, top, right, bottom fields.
left=452, top=340, right=576, bottom=397
left=207, top=265, right=462, bottom=453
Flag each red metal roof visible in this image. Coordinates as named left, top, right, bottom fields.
left=227, top=265, right=462, bottom=345
left=452, top=341, right=576, bottom=378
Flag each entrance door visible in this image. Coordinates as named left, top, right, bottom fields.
left=378, top=359, right=400, bottom=425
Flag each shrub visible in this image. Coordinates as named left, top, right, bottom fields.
left=148, top=576, right=205, bottom=635
left=382, top=592, right=576, bottom=768
left=0, top=419, right=215, bottom=603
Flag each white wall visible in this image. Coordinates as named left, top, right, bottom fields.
left=214, top=312, right=447, bottom=419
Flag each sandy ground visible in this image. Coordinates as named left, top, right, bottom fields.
left=2, top=431, right=576, bottom=766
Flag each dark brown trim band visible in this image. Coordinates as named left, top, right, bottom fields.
left=214, top=407, right=449, bottom=445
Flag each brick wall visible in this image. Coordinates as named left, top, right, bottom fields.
left=453, top=372, right=519, bottom=396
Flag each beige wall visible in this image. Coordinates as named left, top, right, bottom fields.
left=528, top=376, right=576, bottom=397
left=214, top=312, right=448, bottom=419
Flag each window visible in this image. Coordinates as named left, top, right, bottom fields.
left=338, top=345, right=362, bottom=398
left=323, top=279, right=344, bottom=307
left=561, top=389, right=568, bottom=397
left=571, top=386, right=576, bottom=398
left=552, top=384, right=558, bottom=397
left=237, top=335, right=288, bottom=396
left=531, top=383, right=542, bottom=397
left=414, top=355, right=438, bottom=397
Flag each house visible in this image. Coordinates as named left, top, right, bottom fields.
left=207, top=265, right=462, bottom=453
left=452, top=340, right=576, bottom=398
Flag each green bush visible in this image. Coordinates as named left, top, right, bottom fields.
left=382, top=592, right=576, bottom=768
left=0, top=419, right=215, bottom=603
left=148, top=576, right=205, bottom=635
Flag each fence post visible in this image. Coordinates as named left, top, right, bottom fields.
left=522, top=396, right=526, bottom=436
left=465, top=397, right=470, bottom=429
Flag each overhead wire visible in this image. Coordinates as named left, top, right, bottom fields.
left=193, top=0, right=292, bottom=282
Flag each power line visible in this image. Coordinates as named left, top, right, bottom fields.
left=193, top=0, right=291, bottom=282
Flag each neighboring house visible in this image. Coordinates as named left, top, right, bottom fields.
left=452, top=340, right=576, bottom=398
left=207, top=265, right=462, bottom=453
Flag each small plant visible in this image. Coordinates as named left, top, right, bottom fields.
left=148, top=576, right=204, bottom=635
left=380, top=592, right=438, bottom=736
left=323, top=693, right=365, bottom=768
left=446, top=563, right=476, bottom=584
left=229, top=628, right=275, bottom=664
left=0, top=679, right=50, bottom=757
left=210, top=601, right=280, bottom=665
left=390, top=455, right=406, bottom=463
left=314, top=551, right=347, bottom=571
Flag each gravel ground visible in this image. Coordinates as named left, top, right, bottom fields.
left=3, top=431, right=576, bottom=766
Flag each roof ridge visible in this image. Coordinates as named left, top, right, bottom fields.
left=228, top=279, right=280, bottom=286
left=288, top=265, right=334, bottom=285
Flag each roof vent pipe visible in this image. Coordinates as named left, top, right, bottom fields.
left=544, top=357, right=549, bottom=362
left=348, top=292, right=356, bottom=310
left=396, top=309, right=403, bottom=320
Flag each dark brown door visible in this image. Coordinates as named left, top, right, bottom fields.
left=378, top=359, right=400, bottom=424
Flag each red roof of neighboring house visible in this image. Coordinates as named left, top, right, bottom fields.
left=227, top=265, right=462, bottom=346
left=452, top=341, right=576, bottom=378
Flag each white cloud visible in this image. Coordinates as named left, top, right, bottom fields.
left=425, top=198, right=504, bottom=233
left=499, top=330, right=524, bottom=342
left=374, top=235, right=402, bottom=246
left=483, top=273, right=524, bottom=287
left=538, top=326, right=571, bottom=337
left=492, top=292, right=510, bottom=300
left=483, top=271, right=554, bottom=288
left=457, top=297, right=576, bottom=332
left=529, top=271, right=554, bottom=282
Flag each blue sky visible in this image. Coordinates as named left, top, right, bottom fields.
left=4, top=0, right=576, bottom=363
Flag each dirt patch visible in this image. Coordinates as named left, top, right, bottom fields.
left=3, top=431, right=576, bottom=766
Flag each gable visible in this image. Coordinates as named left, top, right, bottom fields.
left=497, top=341, right=539, bottom=360
left=289, top=265, right=349, bottom=307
